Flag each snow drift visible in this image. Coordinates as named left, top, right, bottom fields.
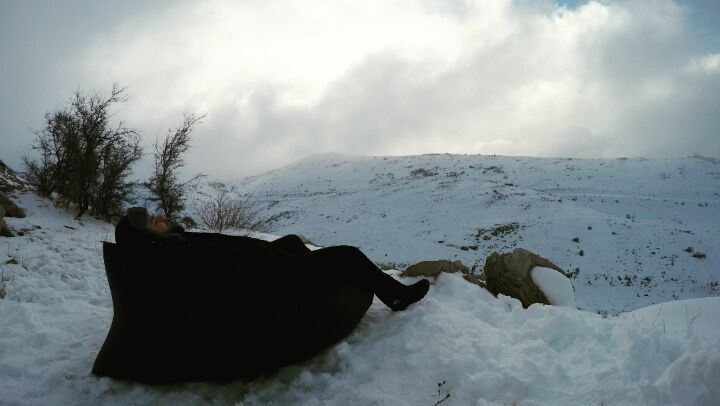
left=0, top=192, right=718, bottom=405
left=1, top=153, right=719, bottom=405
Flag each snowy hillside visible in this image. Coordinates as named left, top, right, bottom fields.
left=1, top=154, right=719, bottom=405
left=230, top=153, right=720, bottom=314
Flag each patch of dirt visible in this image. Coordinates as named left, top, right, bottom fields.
left=475, top=222, right=521, bottom=241
left=410, top=168, right=437, bottom=177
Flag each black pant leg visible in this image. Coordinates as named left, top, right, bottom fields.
left=271, top=235, right=312, bottom=254
left=296, top=245, right=407, bottom=304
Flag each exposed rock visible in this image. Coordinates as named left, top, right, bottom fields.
left=401, top=259, right=486, bottom=289
left=402, top=259, right=469, bottom=277
left=461, top=272, right=486, bottom=289
left=1, top=225, right=14, bottom=237
left=410, top=168, right=436, bottom=177
left=0, top=213, right=12, bottom=237
left=483, top=248, right=567, bottom=308
left=0, top=160, right=28, bottom=194
left=0, top=191, right=25, bottom=218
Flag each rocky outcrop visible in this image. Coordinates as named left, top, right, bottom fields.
left=0, top=191, right=25, bottom=218
left=0, top=160, right=28, bottom=194
left=0, top=160, right=27, bottom=224
left=400, top=250, right=572, bottom=308
left=401, top=259, right=486, bottom=289
left=482, top=248, right=566, bottom=308
left=0, top=205, right=12, bottom=237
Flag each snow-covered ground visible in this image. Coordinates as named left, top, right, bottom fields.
left=1, top=153, right=719, bottom=405
left=230, top=153, right=720, bottom=314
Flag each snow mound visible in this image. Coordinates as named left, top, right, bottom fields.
left=624, top=297, right=720, bottom=340
left=531, top=266, right=577, bottom=308
left=621, top=298, right=720, bottom=405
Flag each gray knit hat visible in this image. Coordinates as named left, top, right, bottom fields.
left=126, top=207, right=183, bottom=234
left=115, top=207, right=185, bottom=247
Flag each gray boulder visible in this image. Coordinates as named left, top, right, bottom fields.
left=483, top=248, right=567, bottom=308
left=401, top=259, right=486, bottom=289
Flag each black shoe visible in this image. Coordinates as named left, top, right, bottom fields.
left=389, top=279, right=430, bottom=311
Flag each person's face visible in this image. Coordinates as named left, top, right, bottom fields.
left=148, top=214, right=171, bottom=234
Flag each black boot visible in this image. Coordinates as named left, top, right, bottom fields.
left=379, top=279, right=431, bottom=311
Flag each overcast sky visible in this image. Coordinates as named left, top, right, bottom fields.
left=1, top=0, right=719, bottom=179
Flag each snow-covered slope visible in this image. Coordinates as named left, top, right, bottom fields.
left=1, top=154, right=719, bottom=405
left=230, top=153, right=720, bottom=313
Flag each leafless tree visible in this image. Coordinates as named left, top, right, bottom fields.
left=145, top=113, right=205, bottom=220
left=195, top=188, right=267, bottom=233
left=23, top=85, right=142, bottom=220
left=92, top=136, right=143, bottom=220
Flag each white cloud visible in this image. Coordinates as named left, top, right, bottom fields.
left=73, top=0, right=719, bottom=177
left=686, top=53, right=720, bottom=74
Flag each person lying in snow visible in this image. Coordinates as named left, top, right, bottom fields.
left=94, top=207, right=430, bottom=383
left=114, top=207, right=430, bottom=312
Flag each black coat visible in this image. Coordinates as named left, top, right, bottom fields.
left=92, top=229, right=373, bottom=383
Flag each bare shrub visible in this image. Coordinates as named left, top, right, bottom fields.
left=144, top=113, right=205, bottom=220
left=195, top=189, right=267, bottom=233
left=23, top=85, right=142, bottom=220
left=178, top=215, right=198, bottom=230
